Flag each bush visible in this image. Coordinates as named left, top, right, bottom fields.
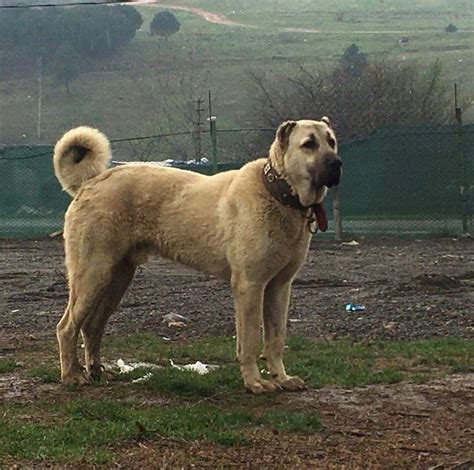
left=249, top=46, right=453, bottom=141
left=150, top=11, right=181, bottom=40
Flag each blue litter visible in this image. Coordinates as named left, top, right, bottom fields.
left=345, top=303, right=366, bottom=312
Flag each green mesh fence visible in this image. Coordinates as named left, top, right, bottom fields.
left=335, top=124, right=474, bottom=236
left=0, top=145, right=69, bottom=238
left=0, top=125, right=472, bottom=238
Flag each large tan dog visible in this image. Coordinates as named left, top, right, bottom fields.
left=53, top=119, right=341, bottom=394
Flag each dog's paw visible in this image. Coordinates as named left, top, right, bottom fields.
left=245, top=378, right=278, bottom=394
left=62, top=369, right=92, bottom=386
left=272, top=375, right=306, bottom=392
left=87, top=365, right=115, bottom=383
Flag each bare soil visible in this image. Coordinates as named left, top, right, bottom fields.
left=0, top=237, right=473, bottom=468
left=1, top=237, right=473, bottom=342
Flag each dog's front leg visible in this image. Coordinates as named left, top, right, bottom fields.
left=232, top=276, right=277, bottom=394
left=263, top=278, right=305, bottom=391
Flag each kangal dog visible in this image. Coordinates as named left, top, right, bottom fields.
left=53, top=119, right=341, bottom=394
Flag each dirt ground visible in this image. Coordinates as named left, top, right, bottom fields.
left=0, top=237, right=473, bottom=468
left=1, top=237, right=473, bottom=341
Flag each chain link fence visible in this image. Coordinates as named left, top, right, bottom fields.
left=0, top=124, right=473, bottom=238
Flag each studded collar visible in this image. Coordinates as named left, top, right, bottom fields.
left=261, top=160, right=328, bottom=233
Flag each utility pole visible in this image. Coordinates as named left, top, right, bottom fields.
left=193, top=98, right=204, bottom=162
left=208, top=90, right=218, bottom=174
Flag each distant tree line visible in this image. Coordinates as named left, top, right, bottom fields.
left=0, top=5, right=142, bottom=92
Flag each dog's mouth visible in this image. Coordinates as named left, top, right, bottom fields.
left=312, top=171, right=341, bottom=190
left=325, top=173, right=341, bottom=188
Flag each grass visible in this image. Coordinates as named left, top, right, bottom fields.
left=24, top=364, right=61, bottom=383
left=24, top=335, right=474, bottom=391
left=2, top=334, right=472, bottom=465
left=0, top=393, right=322, bottom=463
left=0, top=357, right=18, bottom=374
left=0, top=400, right=257, bottom=463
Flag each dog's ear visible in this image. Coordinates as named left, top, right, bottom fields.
left=321, top=116, right=332, bottom=128
left=276, top=120, right=297, bottom=149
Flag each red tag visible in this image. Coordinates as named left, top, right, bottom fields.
left=313, top=204, right=328, bottom=232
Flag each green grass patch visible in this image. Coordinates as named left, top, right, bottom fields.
left=0, top=357, right=18, bottom=374
left=104, top=333, right=236, bottom=364
left=123, top=365, right=241, bottom=397
left=0, top=398, right=256, bottom=463
left=259, top=410, right=323, bottom=433
left=0, top=397, right=326, bottom=463
left=107, top=334, right=473, bottom=393
left=24, top=364, right=61, bottom=383
left=284, top=336, right=473, bottom=387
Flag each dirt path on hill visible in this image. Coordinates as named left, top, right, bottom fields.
left=124, top=1, right=251, bottom=27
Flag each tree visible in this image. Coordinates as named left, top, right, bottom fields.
left=249, top=48, right=453, bottom=142
left=339, top=43, right=368, bottom=77
left=0, top=5, right=143, bottom=61
left=445, top=23, right=458, bottom=33
left=150, top=11, right=181, bottom=40
left=66, top=5, right=143, bottom=58
left=50, top=46, right=82, bottom=95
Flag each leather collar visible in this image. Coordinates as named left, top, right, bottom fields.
left=261, top=160, right=328, bottom=232
left=262, top=161, right=305, bottom=210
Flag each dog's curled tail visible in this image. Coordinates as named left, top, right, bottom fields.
left=53, top=126, right=111, bottom=196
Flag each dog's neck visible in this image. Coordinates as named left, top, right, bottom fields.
left=261, top=160, right=328, bottom=233
left=269, top=142, right=291, bottom=185
left=262, top=160, right=304, bottom=210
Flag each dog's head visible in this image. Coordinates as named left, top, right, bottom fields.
left=270, top=118, right=341, bottom=207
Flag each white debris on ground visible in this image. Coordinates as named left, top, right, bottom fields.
left=116, top=359, right=162, bottom=373
left=169, top=360, right=219, bottom=375
left=132, top=373, right=153, bottom=384
left=162, top=313, right=188, bottom=323
left=162, top=313, right=189, bottom=328
left=342, top=240, right=360, bottom=246
left=114, top=358, right=219, bottom=383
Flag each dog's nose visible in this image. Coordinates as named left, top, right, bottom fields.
left=330, top=158, right=342, bottom=170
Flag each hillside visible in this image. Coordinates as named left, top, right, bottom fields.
left=0, top=0, right=472, bottom=150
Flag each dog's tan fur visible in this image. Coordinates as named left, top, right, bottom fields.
left=54, top=119, right=340, bottom=394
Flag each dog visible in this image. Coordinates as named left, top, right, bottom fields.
left=53, top=118, right=341, bottom=394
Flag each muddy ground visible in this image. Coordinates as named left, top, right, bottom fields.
left=1, top=237, right=473, bottom=341
left=0, top=237, right=473, bottom=468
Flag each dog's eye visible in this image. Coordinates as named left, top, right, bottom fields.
left=327, top=137, right=336, bottom=149
left=302, top=139, right=318, bottom=150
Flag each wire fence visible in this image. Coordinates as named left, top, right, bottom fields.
left=0, top=124, right=473, bottom=238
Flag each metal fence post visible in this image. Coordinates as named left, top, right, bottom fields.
left=208, top=90, right=218, bottom=174
left=332, top=185, right=343, bottom=241
left=455, top=84, right=469, bottom=234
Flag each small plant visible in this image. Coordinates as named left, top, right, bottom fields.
left=445, top=23, right=458, bottom=33
left=0, top=357, right=18, bottom=374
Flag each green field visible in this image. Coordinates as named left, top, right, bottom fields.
left=1, top=0, right=473, bottom=147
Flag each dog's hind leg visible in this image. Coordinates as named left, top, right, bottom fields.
left=263, top=274, right=305, bottom=391
left=81, top=260, right=136, bottom=381
left=57, top=261, right=116, bottom=386
left=232, top=274, right=277, bottom=394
